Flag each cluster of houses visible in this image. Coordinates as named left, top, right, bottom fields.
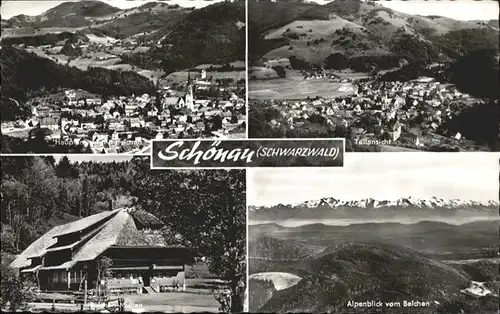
left=300, top=69, right=348, bottom=82
left=1, top=72, right=246, bottom=154
left=299, top=68, right=371, bottom=83
left=23, top=34, right=158, bottom=58
left=261, top=77, right=477, bottom=149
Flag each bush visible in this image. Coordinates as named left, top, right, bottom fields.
left=289, top=56, right=310, bottom=70
left=1, top=264, right=34, bottom=311
left=272, top=65, right=286, bottom=78
left=324, top=53, right=349, bottom=70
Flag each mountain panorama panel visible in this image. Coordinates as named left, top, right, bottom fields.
left=247, top=153, right=500, bottom=313
left=248, top=0, right=499, bottom=152
left=1, top=0, right=246, bottom=154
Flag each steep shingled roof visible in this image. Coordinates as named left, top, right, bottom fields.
left=10, top=208, right=173, bottom=270
left=10, top=209, right=121, bottom=269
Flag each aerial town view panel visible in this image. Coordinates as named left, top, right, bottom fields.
left=1, top=0, right=246, bottom=154
left=248, top=0, right=499, bottom=152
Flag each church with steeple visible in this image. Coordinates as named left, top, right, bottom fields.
left=184, top=71, right=194, bottom=111
left=161, top=72, right=196, bottom=111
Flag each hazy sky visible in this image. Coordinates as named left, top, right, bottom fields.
left=248, top=153, right=500, bottom=206
left=1, top=0, right=223, bottom=19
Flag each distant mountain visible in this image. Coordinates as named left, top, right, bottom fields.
left=249, top=197, right=498, bottom=222
left=425, top=16, right=497, bottom=32
left=248, top=223, right=286, bottom=234
left=7, top=1, right=121, bottom=28
left=250, top=219, right=499, bottom=260
left=3, top=1, right=192, bottom=38
left=250, top=197, right=498, bottom=211
left=249, top=236, right=316, bottom=260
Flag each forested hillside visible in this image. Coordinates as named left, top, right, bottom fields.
left=137, top=1, right=246, bottom=73
left=1, top=156, right=137, bottom=254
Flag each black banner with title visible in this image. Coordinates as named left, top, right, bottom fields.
left=151, top=139, right=344, bottom=168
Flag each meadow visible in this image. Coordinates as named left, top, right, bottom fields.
left=249, top=70, right=355, bottom=99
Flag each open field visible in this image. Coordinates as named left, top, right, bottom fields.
left=137, top=69, right=166, bottom=82
left=26, top=48, right=121, bottom=70
left=249, top=70, right=355, bottom=100
left=194, top=61, right=245, bottom=70
left=71, top=57, right=123, bottom=69
left=109, top=46, right=151, bottom=54
left=1, top=128, right=33, bottom=138
left=123, top=293, right=219, bottom=312
left=264, top=19, right=365, bottom=40
left=165, top=70, right=245, bottom=85
left=379, top=145, right=421, bottom=152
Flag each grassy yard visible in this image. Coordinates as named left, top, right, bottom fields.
left=249, top=70, right=355, bottom=100
left=123, top=293, right=219, bottom=312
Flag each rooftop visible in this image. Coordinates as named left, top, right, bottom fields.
left=10, top=208, right=183, bottom=270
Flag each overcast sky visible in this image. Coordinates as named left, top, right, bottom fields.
left=378, top=0, right=498, bottom=21
left=1, top=0, right=223, bottom=19
left=248, top=153, right=499, bottom=206
left=2, top=0, right=497, bottom=20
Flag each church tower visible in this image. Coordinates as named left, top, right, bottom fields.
left=185, top=71, right=194, bottom=111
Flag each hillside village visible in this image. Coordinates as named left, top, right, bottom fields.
left=1, top=0, right=246, bottom=153
left=251, top=71, right=490, bottom=151
left=248, top=0, right=499, bottom=152
left=2, top=69, right=246, bottom=153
